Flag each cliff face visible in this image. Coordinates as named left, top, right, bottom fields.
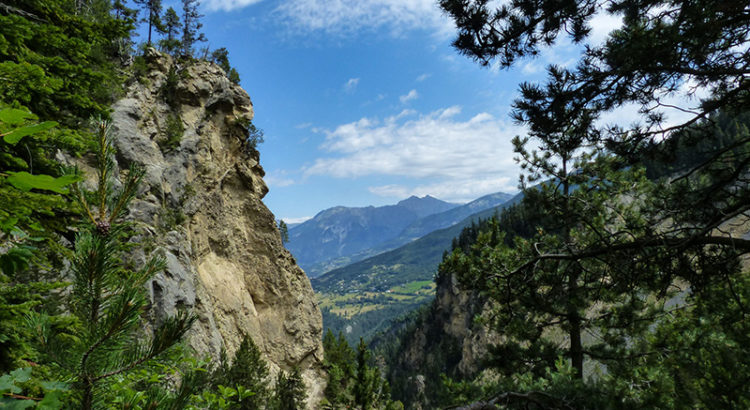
left=107, top=49, right=324, bottom=404
left=387, top=272, right=494, bottom=408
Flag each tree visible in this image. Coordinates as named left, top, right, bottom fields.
left=159, top=7, right=183, bottom=55
left=217, top=335, right=270, bottom=409
left=0, top=107, right=78, bottom=373
left=437, top=0, right=750, bottom=406
left=271, top=367, right=306, bottom=410
left=211, top=47, right=241, bottom=84
left=134, top=0, right=164, bottom=46
left=31, top=122, right=196, bottom=409
left=278, top=220, right=290, bottom=244
left=0, top=0, right=134, bottom=126
left=438, top=0, right=750, bottom=258
left=180, top=0, right=206, bottom=58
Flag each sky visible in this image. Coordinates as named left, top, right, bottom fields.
left=167, top=0, right=627, bottom=223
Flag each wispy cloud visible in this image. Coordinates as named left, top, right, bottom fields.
left=304, top=106, right=523, bottom=202
left=399, top=89, right=419, bottom=104
left=274, top=0, right=453, bottom=37
left=281, top=216, right=312, bottom=224
left=204, top=0, right=263, bottom=12
left=416, top=73, right=431, bottom=82
left=265, top=173, right=296, bottom=188
left=343, top=78, right=360, bottom=93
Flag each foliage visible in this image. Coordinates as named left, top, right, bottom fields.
left=180, top=0, right=206, bottom=58
left=0, top=107, right=80, bottom=373
left=278, top=220, right=289, bottom=244
left=270, top=368, right=306, bottom=410
left=160, top=113, right=185, bottom=152
left=421, top=0, right=750, bottom=406
left=321, top=330, right=401, bottom=409
left=134, top=0, right=165, bottom=46
left=158, top=7, right=182, bottom=56
left=211, top=48, right=241, bottom=84
left=160, top=66, right=182, bottom=108
left=212, top=336, right=270, bottom=410
left=0, top=367, right=69, bottom=409
left=29, top=122, right=196, bottom=409
left=233, top=117, right=265, bottom=151
left=0, top=0, right=134, bottom=127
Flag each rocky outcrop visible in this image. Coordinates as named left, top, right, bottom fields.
left=384, top=271, right=495, bottom=409
left=107, top=49, right=324, bottom=405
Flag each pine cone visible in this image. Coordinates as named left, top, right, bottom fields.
left=96, top=220, right=111, bottom=236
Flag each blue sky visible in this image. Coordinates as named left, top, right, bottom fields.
left=173, top=0, right=626, bottom=222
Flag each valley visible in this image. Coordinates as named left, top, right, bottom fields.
left=292, top=192, right=520, bottom=342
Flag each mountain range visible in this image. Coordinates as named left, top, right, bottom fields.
left=288, top=192, right=514, bottom=278
left=302, top=191, right=520, bottom=342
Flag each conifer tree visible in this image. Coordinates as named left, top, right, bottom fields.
left=159, top=7, right=182, bottom=56
left=278, top=220, right=289, bottom=244
left=0, top=108, right=77, bottom=373
left=32, top=122, right=196, bottom=409
left=180, top=0, right=206, bottom=58
left=272, top=367, right=306, bottom=410
left=134, top=0, right=164, bottom=46
left=222, top=335, right=270, bottom=409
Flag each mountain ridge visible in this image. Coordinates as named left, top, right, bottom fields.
left=286, top=195, right=460, bottom=276
left=300, top=191, right=515, bottom=277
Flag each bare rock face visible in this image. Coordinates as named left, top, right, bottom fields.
left=109, top=49, right=325, bottom=405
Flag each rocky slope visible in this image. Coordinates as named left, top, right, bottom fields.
left=103, top=49, right=324, bottom=405
left=381, top=271, right=494, bottom=408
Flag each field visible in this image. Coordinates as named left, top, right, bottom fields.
left=317, top=280, right=436, bottom=343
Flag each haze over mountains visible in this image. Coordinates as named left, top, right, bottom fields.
left=286, top=192, right=514, bottom=278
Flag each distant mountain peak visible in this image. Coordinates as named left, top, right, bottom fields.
left=396, top=195, right=459, bottom=219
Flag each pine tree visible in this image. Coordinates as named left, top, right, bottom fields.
left=32, top=122, right=196, bottom=409
left=222, top=335, right=270, bottom=409
left=159, top=7, right=182, bottom=56
left=272, top=367, right=306, bottom=410
left=134, top=0, right=164, bottom=46
left=278, top=220, right=289, bottom=244
left=180, top=0, right=206, bottom=58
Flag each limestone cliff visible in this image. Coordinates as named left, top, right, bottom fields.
left=386, top=271, right=494, bottom=408
left=106, top=49, right=324, bottom=404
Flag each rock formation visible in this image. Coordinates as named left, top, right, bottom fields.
left=105, top=49, right=324, bottom=405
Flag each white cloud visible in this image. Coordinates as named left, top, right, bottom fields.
left=588, top=11, right=623, bottom=46
left=282, top=216, right=312, bottom=224
left=416, top=73, right=431, bottom=82
left=274, top=0, right=454, bottom=37
left=399, top=89, right=419, bottom=104
left=344, top=78, right=360, bottom=93
left=204, top=0, right=263, bottom=12
left=265, top=173, right=296, bottom=188
left=369, top=175, right=515, bottom=203
left=304, top=106, right=523, bottom=202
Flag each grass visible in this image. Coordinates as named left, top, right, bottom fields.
left=317, top=280, right=436, bottom=325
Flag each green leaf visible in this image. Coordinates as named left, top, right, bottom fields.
left=0, top=109, right=35, bottom=126
left=3, top=122, right=58, bottom=145
left=5, top=172, right=80, bottom=194
left=0, top=398, right=37, bottom=410
left=0, top=368, right=31, bottom=394
left=37, top=389, right=65, bottom=409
